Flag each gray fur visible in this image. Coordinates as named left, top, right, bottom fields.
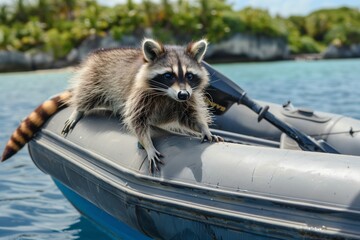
left=62, top=39, right=222, bottom=173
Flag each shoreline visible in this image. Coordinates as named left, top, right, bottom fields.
left=0, top=66, right=75, bottom=75
left=32, top=66, right=76, bottom=74
left=0, top=53, right=360, bottom=75
left=1, top=33, right=359, bottom=73
left=1, top=56, right=360, bottom=75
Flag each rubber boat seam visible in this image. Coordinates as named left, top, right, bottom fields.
left=210, top=128, right=280, bottom=148
left=33, top=136, right=356, bottom=237
left=37, top=129, right=360, bottom=215
left=322, top=116, right=345, bottom=141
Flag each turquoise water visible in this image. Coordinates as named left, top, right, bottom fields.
left=0, top=59, right=360, bottom=239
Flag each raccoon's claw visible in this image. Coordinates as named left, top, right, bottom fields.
left=61, top=111, right=84, bottom=136
left=61, top=119, right=76, bottom=136
left=147, top=150, right=164, bottom=174
left=212, top=135, right=224, bottom=142
left=201, top=134, right=224, bottom=143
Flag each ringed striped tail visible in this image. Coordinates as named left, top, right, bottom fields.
left=1, top=91, right=72, bottom=162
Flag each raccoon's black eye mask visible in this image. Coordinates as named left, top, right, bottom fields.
left=150, top=72, right=176, bottom=89
left=185, top=72, right=193, bottom=80
left=186, top=73, right=201, bottom=88
left=163, top=72, right=174, bottom=81
left=150, top=72, right=201, bottom=89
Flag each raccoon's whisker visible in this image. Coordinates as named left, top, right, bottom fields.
left=144, top=89, right=168, bottom=96
left=207, top=78, right=223, bottom=85
left=148, top=80, right=170, bottom=89
left=140, top=87, right=167, bottom=94
left=209, top=71, right=216, bottom=77
left=146, top=87, right=169, bottom=94
left=192, top=86, right=201, bottom=91
left=145, top=87, right=168, bottom=92
left=204, top=92, right=214, bottom=103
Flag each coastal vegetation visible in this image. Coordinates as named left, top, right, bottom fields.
left=0, top=0, right=360, bottom=59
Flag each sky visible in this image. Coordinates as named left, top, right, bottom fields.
left=95, top=0, right=360, bottom=17
left=230, top=0, right=360, bottom=16
left=1, top=0, right=359, bottom=17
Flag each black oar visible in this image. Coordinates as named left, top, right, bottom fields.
left=203, top=62, right=339, bottom=154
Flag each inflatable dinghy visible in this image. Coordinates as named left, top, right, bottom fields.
left=28, top=63, right=360, bottom=239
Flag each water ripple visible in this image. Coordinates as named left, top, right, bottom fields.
left=0, top=70, right=114, bottom=239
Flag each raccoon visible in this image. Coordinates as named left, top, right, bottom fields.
left=2, top=38, right=223, bottom=172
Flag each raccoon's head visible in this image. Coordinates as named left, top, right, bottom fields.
left=140, top=38, right=209, bottom=102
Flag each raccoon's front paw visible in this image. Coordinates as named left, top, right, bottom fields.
left=201, top=132, right=224, bottom=143
left=61, top=119, right=76, bottom=136
left=61, top=111, right=84, bottom=136
left=199, top=125, right=224, bottom=143
left=146, top=148, right=164, bottom=173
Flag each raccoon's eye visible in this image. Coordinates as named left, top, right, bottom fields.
left=186, top=73, right=194, bottom=80
left=163, top=72, right=174, bottom=80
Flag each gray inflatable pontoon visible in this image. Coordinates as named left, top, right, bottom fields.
left=28, top=65, right=360, bottom=239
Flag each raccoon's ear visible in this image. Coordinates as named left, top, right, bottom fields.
left=186, top=39, right=208, bottom=63
left=142, top=38, right=165, bottom=62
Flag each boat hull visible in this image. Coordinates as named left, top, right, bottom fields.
left=29, top=107, right=360, bottom=239
left=53, top=179, right=150, bottom=239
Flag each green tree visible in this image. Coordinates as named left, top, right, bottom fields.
left=1, top=0, right=360, bottom=58
left=304, top=7, right=360, bottom=45
left=13, top=0, right=29, bottom=23
left=238, top=7, right=286, bottom=37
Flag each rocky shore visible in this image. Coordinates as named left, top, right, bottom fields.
left=323, top=44, right=360, bottom=59
left=0, top=34, right=359, bottom=72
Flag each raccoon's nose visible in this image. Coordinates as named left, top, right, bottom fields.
left=177, top=90, right=190, bottom=101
